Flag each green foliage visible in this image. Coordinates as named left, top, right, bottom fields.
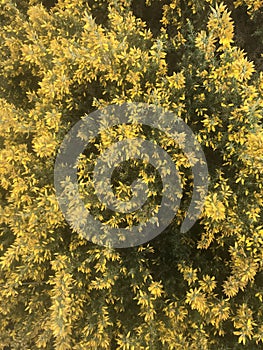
left=0, top=0, right=262, bottom=349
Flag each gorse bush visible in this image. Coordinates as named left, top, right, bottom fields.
left=0, top=0, right=262, bottom=349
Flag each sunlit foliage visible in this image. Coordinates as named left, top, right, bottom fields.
left=0, top=0, right=262, bottom=349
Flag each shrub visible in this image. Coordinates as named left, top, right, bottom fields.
left=0, top=0, right=262, bottom=349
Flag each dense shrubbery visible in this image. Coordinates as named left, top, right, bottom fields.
left=0, top=0, right=262, bottom=349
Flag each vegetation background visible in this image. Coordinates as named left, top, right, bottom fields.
left=0, top=0, right=262, bottom=349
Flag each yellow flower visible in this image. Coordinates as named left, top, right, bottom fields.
left=167, top=71, right=185, bottom=89
left=232, top=57, right=255, bottom=81
left=148, top=281, right=164, bottom=298
left=185, top=288, right=208, bottom=314
left=199, top=275, right=217, bottom=292
left=207, top=4, right=234, bottom=49
left=204, top=193, right=226, bottom=221
left=32, top=131, right=58, bottom=158
left=223, top=275, right=240, bottom=297
left=195, top=31, right=216, bottom=59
